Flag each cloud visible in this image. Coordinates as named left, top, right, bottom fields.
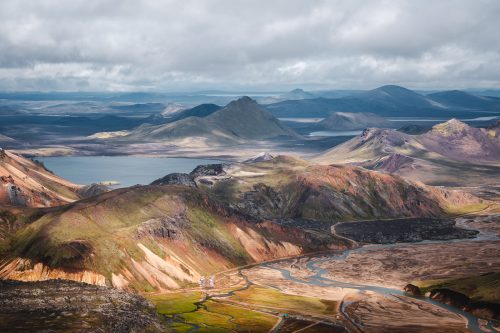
left=0, top=0, right=499, bottom=91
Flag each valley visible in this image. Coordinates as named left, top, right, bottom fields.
left=0, top=87, right=499, bottom=332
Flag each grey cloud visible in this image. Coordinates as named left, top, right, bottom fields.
left=0, top=0, right=499, bottom=91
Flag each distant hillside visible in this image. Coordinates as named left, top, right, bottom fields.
left=165, top=103, right=221, bottom=123
left=318, top=112, right=390, bottom=131
left=266, top=85, right=500, bottom=118
left=427, top=90, right=499, bottom=110
left=123, top=97, right=298, bottom=146
left=0, top=134, right=16, bottom=144
left=314, top=119, right=500, bottom=186
left=0, top=150, right=80, bottom=207
left=280, top=88, right=315, bottom=100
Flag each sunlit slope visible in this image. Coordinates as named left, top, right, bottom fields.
left=0, top=150, right=80, bottom=207
left=0, top=185, right=346, bottom=292
left=314, top=119, right=500, bottom=186
left=201, top=156, right=486, bottom=222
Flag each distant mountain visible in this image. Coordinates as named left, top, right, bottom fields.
left=427, top=90, right=498, bottom=109
left=0, top=150, right=80, bottom=207
left=160, top=103, right=185, bottom=116
left=318, top=112, right=390, bottom=131
left=360, top=85, right=441, bottom=109
left=109, top=102, right=166, bottom=114
left=124, top=97, right=298, bottom=145
left=280, top=88, right=315, bottom=100
left=314, top=119, right=500, bottom=186
left=165, top=103, right=221, bottom=122
left=0, top=134, right=15, bottom=144
left=266, top=85, right=500, bottom=118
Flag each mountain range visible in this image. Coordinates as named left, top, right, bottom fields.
left=266, top=85, right=500, bottom=118
left=0, top=152, right=485, bottom=292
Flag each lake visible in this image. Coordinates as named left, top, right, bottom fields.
left=37, top=156, right=223, bottom=188
left=308, top=130, right=362, bottom=137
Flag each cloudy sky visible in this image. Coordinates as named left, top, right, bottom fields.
left=1, top=0, right=499, bottom=91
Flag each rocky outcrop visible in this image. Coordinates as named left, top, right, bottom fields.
left=404, top=283, right=422, bottom=296
left=150, top=173, right=196, bottom=187
left=429, top=288, right=471, bottom=309
left=244, top=152, right=275, bottom=163
left=136, top=216, right=187, bottom=239
left=402, top=285, right=500, bottom=321
left=190, top=163, right=227, bottom=178
left=0, top=279, right=164, bottom=332
left=77, top=183, right=110, bottom=198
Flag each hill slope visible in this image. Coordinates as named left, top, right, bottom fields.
left=0, top=150, right=80, bottom=207
left=315, top=120, right=500, bottom=186
left=0, top=155, right=484, bottom=293
left=123, top=97, right=298, bottom=146
left=318, top=112, right=390, bottom=130
left=198, top=156, right=484, bottom=222
left=0, top=184, right=345, bottom=292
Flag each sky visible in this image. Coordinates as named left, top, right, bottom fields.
left=0, top=0, right=499, bottom=92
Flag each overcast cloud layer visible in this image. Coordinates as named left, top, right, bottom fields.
left=1, top=0, right=499, bottom=91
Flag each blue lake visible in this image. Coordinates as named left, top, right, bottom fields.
left=308, top=130, right=362, bottom=137
left=37, top=156, right=223, bottom=188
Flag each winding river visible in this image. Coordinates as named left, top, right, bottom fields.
left=261, top=242, right=495, bottom=333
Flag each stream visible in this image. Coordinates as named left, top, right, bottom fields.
left=262, top=241, right=496, bottom=333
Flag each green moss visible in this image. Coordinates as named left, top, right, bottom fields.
left=229, top=285, right=337, bottom=316
left=148, top=291, right=202, bottom=316
left=415, top=272, right=500, bottom=304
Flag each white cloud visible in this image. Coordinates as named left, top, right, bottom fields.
left=0, top=0, right=499, bottom=91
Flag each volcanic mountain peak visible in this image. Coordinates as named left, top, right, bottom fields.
left=223, top=96, right=258, bottom=110
left=429, top=118, right=470, bottom=136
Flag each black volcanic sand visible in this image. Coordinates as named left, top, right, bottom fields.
left=0, top=280, right=164, bottom=333
left=334, top=218, right=478, bottom=243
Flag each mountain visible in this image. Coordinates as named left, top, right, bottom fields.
left=318, top=112, right=390, bottom=130
left=160, top=103, right=185, bottom=116
left=419, top=119, right=500, bottom=163
left=0, top=134, right=15, bottom=143
left=0, top=156, right=484, bottom=292
left=0, top=184, right=346, bottom=292
left=266, top=85, right=500, bottom=118
left=0, top=150, right=80, bottom=207
left=427, top=90, right=499, bottom=110
left=165, top=103, right=221, bottom=123
left=197, top=156, right=484, bottom=222
left=314, top=119, right=500, bottom=187
left=123, top=97, right=298, bottom=146
left=360, top=85, right=442, bottom=109
left=280, top=88, right=315, bottom=100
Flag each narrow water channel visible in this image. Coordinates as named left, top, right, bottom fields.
left=262, top=243, right=495, bottom=333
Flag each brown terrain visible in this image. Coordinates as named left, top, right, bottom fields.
left=0, top=149, right=80, bottom=207
left=314, top=119, right=500, bottom=187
